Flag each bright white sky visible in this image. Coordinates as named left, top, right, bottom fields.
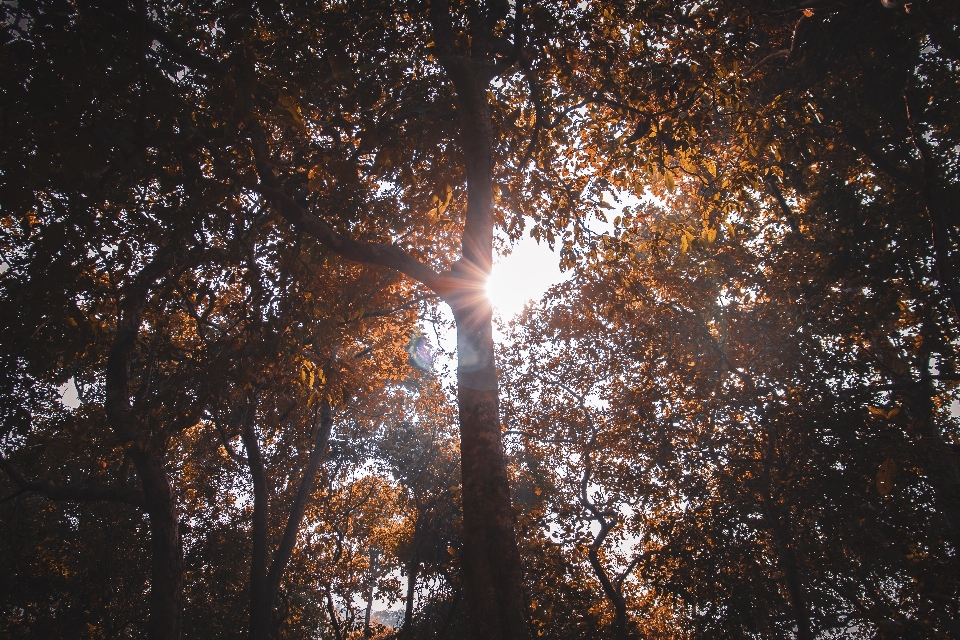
left=486, top=234, right=568, bottom=319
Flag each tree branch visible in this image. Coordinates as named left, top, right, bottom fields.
left=0, top=453, right=145, bottom=507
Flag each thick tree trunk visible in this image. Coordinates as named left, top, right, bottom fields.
left=453, top=304, right=528, bottom=640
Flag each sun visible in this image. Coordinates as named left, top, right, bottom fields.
left=485, top=238, right=566, bottom=318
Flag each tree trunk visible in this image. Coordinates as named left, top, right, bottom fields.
left=247, top=399, right=334, bottom=640
left=443, top=45, right=528, bottom=640
left=104, top=242, right=186, bottom=640
left=587, top=525, right=629, bottom=640
left=241, top=402, right=271, bottom=640
left=364, top=546, right=380, bottom=637
left=768, top=515, right=813, bottom=640
left=402, top=534, right=419, bottom=635
left=452, top=304, right=528, bottom=640
left=129, top=446, right=183, bottom=640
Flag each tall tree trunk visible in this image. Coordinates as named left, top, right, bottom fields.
left=129, top=447, right=184, bottom=640
left=402, top=533, right=419, bottom=636
left=241, top=400, right=271, bottom=640
left=364, top=546, right=380, bottom=638
left=760, top=434, right=812, bottom=640
left=441, top=33, right=529, bottom=640
left=767, top=514, right=813, bottom=640
left=247, top=399, right=334, bottom=640
left=104, top=242, right=186, bottom=640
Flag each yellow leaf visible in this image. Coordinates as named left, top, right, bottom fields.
left=885, top=407, right=900, bottom=419
left=664, top=171, right=675, bottom=192
left=868, top=406, right=886, bottom=418
left=876, top=458, right=897, bottom=496
left=278, top=90, right=306, bottom=130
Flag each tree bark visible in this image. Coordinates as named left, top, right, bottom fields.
left=766, top=513, right=813, bottom=640
left=760, top=430, right=812, bottom=640
left=587, top=524, right=629, bottom=640
left=247, top=399, right=334, bottom=640
left=128, top=446, right=184, bottom=640
left=402, top=526, right=420, bottom=636
left=440, top=34, right=529, bottom=640
left=104, top=242, right=186, bottom=640
left=241, top=400, right=271, bottom=640
left=364, top=546, right=380, bottom=638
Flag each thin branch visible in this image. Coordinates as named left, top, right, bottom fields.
left=0, top=453, right=145, bottom=507
left=744, top=14, right=812, bottom=79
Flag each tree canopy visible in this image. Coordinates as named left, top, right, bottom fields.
left=1, top=0, right=958, bottom=639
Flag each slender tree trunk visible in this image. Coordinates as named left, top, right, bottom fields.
left=914, top=374, right=960, bottom=556
left=767, top=515, right=813, bottom=640
left=241, top=401, right=271, bottom=640
left=104, top=242, right=185, bottom=640
left=760, top=427, right=812, bottom=640
left=247, top=400, right=334, bottom=640
left=402, top=536, right=419, bottom=635
left=587, top=524, right=629, bottom=640
left=364, top=546, right=380, bottom=638
left=326, top=587, right=344, bottom=640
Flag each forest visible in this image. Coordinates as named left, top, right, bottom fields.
left=1, top=0, right=958, bottom=638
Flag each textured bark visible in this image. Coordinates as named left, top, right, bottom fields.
left=455, top=373, right=527, bottom=640
left=442, top=40, right=529, bottom=640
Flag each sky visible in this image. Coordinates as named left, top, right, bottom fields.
left=487, top=234, right=568, bottom=320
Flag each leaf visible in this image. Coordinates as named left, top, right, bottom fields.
left=278, top=90, right=306, bottom=130
left=869, top=406, right=899, bottom=419
left=664, top=170, right=676, bottom=192
left=876, top=458, right=897, bottom=496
